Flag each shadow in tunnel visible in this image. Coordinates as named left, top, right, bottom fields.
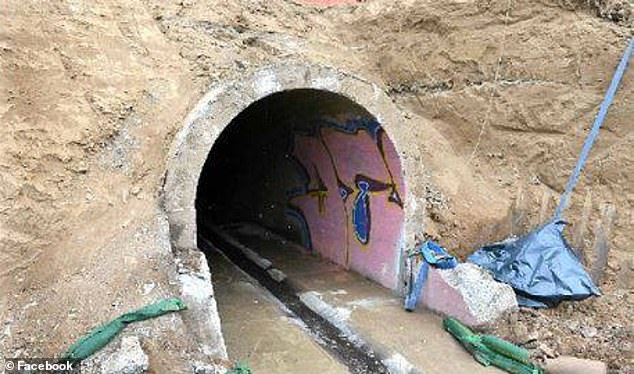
left=196, top=89, right=406, bottom=289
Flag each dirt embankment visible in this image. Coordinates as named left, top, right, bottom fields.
left=1, top=0, right=632, bottom=372
left=0, top=0, right=206, bottom=366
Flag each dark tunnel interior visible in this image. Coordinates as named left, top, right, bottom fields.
left=196, top=89, right=406, bottom=289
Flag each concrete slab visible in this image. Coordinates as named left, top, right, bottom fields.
left=209, top=250, right=348, bottom=374
left=421, top=264, right=518, bottom=328
left=224, top=224, right=505, bottom=374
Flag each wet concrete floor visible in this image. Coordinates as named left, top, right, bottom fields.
left=217, top=223, right=504, bottom=374
left=210, top=250, right=349, bottom=373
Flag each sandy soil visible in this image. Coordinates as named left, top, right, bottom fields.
left=1, top=0, right=632, bottom=372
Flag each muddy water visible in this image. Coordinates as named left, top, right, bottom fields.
left=209, top=250, right=350, bottom=373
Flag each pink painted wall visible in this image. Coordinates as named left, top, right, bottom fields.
left=290, top=121, right=405, bottom=289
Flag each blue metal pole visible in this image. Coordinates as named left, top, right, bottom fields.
left=554, top=38, right=633, bottom=221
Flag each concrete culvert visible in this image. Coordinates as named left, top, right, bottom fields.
left=196, top=88, right=406, bottom=289
left=193, top=87, right=410, bottom=374
left=163, top=63, right=426, bottom=369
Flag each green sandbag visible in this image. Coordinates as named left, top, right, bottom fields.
left=61, top=298, right=187, bottom=362
left=443, top=318, right=544, bottom=374
left=486, top=351, right=542, bottom=374
left=444, top=318, right=487, bottom=363
left=443, top=317, right=477, bottom=340
left=481, top=334, right=531, bottom=365
left=227, top=362, right=253, bottom=374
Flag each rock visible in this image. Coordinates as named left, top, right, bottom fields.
left=525, top=330, right=540, bottom=343
left=421, top=263, right=518, bottom=327
left=192, top=361, right=228, bottom=374
left=72, top=162, right=88, bottom=174
left=538, top=343, right=557, bottom=358
left=581, top=326, right=598, bottom=338
left=564, top=319, right=579, bottom=332
left=511, top=323, right=529, bottom=342
left=141, top=282, right=156, bottom=296
left=544, top=356, right=607, bottom=374
left=101, top=336, right=149, bottom=374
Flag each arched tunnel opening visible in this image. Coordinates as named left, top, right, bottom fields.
left=196, top=88, right=406, bottom=289
left=194, top=89, right=406, bottom=372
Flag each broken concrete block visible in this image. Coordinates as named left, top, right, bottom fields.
left=100, top=336, right=149, bottom=374
left=544, top=356, right=607, bottom=374
left=421, top=263, right=517, bottom=327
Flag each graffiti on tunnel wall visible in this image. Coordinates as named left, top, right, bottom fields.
left=285, top=118, right=405, bottom=289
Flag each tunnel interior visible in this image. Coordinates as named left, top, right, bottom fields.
left=196, top=89, right=405, bottom=289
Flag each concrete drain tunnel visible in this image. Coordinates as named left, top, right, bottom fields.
left=196, top=89, right=406, bottom=290
left=191, top=88, right=410, bottom=372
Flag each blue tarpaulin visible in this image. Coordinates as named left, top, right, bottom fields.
left=468, top=221, right=600, bottom=308
left=469, top=39, right=631, bottom=308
